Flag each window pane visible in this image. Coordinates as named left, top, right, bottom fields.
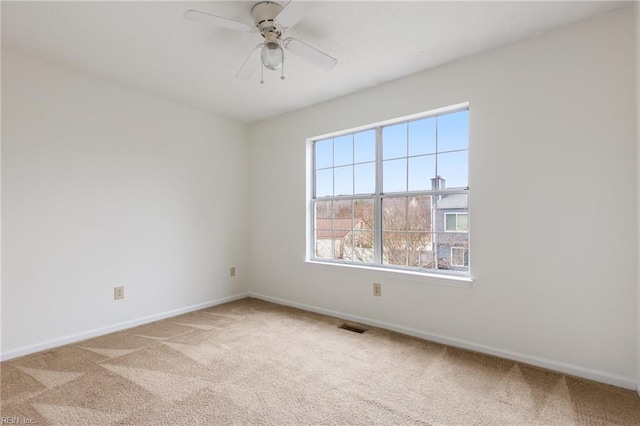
left=316, top=168, right=333, bottom=197
left=354, top=130, right=375, bottom=163
left=340, top=233, right=354, bottom=261
left=334, top=237, right=347, bottom=260
left=437, top=150, right=468, bottom=188
left=334, top=134, right=353, bottom=166
left=457, top=213, right=468, bottom=232
left=382, top=123, right=407, bottom=160
left=382, top=232, right=407, bottom=266
left=354, top=199, right=374, bottom=230
left=409, top=117, right=436, bottom=156
left=349, top=231, right=374, bottom=263
left=334, top=166, right=353, bottom=196
left=382, top=197, right=407, bottom=231
left=383, top=158, right=407, bottom=193
left=315, top=200, right=332, bottom=220
left=314, top=201, right=333, bottom=259
left=355, top=162, right=375, bottom=194
left=407, top=196, right=433, bottom=232
left=445, top=214, right=456, bottom=231
left=314, top=231, right=334, bottom=259
left=438, top=110, right=468, bottom=152
left=435, top=232, right=469, bottom=272
left=333, top=200, right=353, bottom=229
left=315, top=139, right=333, bottom=169
left=409, top=245, right=435, bottom=269
left=408, top=155, right=436, bottom=191
left=407, top=232, right=432, bottom=267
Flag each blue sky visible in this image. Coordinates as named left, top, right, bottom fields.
left=315, top=110, right=468, bottom=197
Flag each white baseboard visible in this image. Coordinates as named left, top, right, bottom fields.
left=249, top=291, right=637, bottom=391
left=0, top=292, right=249, bottom=362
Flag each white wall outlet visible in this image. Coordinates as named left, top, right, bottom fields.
left=230, top=267, right=236, bottom=277
left=373, top=282, right=382, bottom=297
left=114, top=286, right=124, bottom=300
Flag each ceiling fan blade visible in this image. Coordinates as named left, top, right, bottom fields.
left=184, top=9, right=254, bottom=32
left=283, top=38, right=337, bottom=71
left=236, top=44, right=263, bottom=79
left=276, top=1, right=316, bottom=28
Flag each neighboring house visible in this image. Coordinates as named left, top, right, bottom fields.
left=315, top=217, right=368, bottom=260
left=426, top=175, right=469, bottom=270
left=433, top=192, right=469, bottom=270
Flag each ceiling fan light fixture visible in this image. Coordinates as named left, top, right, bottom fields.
left=261, top=41, right=283, bottom=70
left=185, top=2, right=336, bottom=82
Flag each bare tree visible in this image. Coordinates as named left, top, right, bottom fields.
left=341, top=196, right=433, bottom=266
left=380, top=196, right=433, bottom=267
left=317, top=196, right=457, bottom=269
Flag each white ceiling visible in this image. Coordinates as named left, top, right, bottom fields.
left=2, top=1, right=631, bottom=123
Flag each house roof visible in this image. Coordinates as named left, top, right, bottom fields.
left=437, top=194, right=468, bottom=210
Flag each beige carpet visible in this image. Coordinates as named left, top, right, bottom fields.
left=1, top=297, right=639, bottom=425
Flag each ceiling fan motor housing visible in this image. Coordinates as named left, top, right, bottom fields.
left=251, top=1, right=283, bottom=37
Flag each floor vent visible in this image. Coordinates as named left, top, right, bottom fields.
left=338, top=323, right=367, bottom=334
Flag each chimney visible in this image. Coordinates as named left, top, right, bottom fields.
left=431, top=176, right=446, bottom=190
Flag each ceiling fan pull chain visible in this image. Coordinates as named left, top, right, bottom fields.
left=281, top=60, right=285, bottom=80
left=260, top=64, right=264, bottom=85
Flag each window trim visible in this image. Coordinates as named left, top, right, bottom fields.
left=307, top=103, right=470, bottom=279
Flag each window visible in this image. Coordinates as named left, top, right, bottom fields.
left=445, top=213, right=468, bottom=232
left=311, top=106, right=469, bottom=275
left=451, top=247, right=469, bottom=267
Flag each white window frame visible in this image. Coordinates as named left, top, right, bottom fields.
left=307, top=103, right=470, bottom=278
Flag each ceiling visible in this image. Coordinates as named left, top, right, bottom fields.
left=1, top=1, right=631, bottom=124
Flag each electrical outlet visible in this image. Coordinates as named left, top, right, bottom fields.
left=114, top=286, right=124, bottom=300
left=230, top=267, right=236, bottom=277
left=373, top=282, right=382, bottom=297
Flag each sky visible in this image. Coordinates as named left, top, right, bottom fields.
left=315, top=110, right=468, bottom=197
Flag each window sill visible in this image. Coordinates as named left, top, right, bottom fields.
left=303, top=260, right=473, bottom=288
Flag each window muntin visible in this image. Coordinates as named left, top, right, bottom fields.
left=312, top=107, right=469, bottom=276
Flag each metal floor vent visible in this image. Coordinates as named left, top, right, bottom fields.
left=338, top=323, right=367, bottom=334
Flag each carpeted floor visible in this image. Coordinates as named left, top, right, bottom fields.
left=1, top=297, right=639, bottom=425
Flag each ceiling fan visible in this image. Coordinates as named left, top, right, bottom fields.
left=184, top=1, right=337, bottom=83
